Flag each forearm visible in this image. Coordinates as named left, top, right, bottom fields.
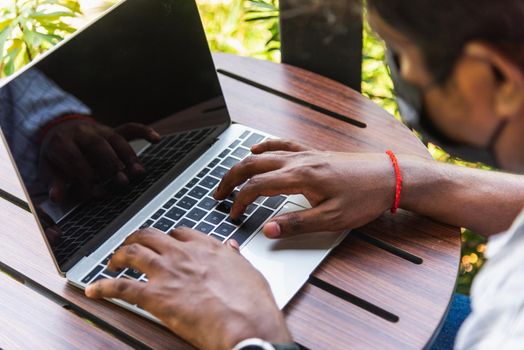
left=399, top=155, right=524, bottom=236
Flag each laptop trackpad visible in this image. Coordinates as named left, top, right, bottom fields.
left=241, top=202, right=347, bottom=309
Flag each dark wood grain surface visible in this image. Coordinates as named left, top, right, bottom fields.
left=0, top=265, right=130, bottom=349
left=0, top=53, right=460, bottom=349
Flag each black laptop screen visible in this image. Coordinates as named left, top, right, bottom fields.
left=0, top=0, right=230, bottom=270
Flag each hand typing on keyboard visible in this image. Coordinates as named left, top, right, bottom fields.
left=214, top=139, right=396, bottom=239
left=85, top=227, right=291, bottom=350
left=40, top=120, right=161, bottom=202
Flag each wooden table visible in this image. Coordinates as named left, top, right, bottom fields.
left=0, top=53, right=460, bottom=349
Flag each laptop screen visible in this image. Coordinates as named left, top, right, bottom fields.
left=0, top=0, right=230, bottom=271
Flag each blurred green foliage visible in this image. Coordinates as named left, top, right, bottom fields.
left=0, top=0, right=486, bottom=294
left=0, top=0, right=81, bottom=77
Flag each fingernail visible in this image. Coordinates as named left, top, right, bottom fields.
left=264, top=221, right=281, bottom=238
left=150, top=130, right=161, bottom=140
left=133, top=163, right=145, bottom=174
left=117, top=171, right=129, bottom=185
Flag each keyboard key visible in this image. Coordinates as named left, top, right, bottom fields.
left=232, top=147, right=250, bottom=159
left=153, top=218, right=175, bottom=232
left=245, top=204, right=257, bottom=215
left=216, top=201, right=233, bottom=214
left=175, top=218, right=196, bottom=228
left=263, top=196, right=286, bottom=209
left=207, top=158, right=220, bottom=168
left=199, top=176, right=219, bottom=189
left=221, top=157, right=240, bottom=169
left=187, top=178, right=199, bottom=188
left=188, top=186, right=208, bottom=199
left=103, top=268, right=124, bottom=278
left=218, top=149, right=230, bottom=158
left=187, top=208, right=207, bottom=221
left=139, top=220, right=154, bottom=229
left=197, top=168, right=211, bottom=178
left=229, top=140, right=241, bottom=148
left=229, top=207, right=272, bottom=246
left=227, top=190, right=239, bottom=201
left=242, top=133, right=264, bottom=148
left=91, top=274, right=107, bottom=284
left=163, top=198, right=177, bottom=209
left=175, top=188, right=188, bottom=198
left=210, top=234, right=226, bottom=242
left=239, top=130, right=250, bottom=139
left=204, top=211, right=227, bottom=225
left=214, top=223, right=236, bottom=236
left=211, top=166, right=228, bottom=179
left=81, top=265, right=104, bottom=284
left=177, top=196, right=198, bottom=210
left=195, top=222, right=214, bottom=234
left=226, top=214, right=248, bottom=226
left=198, top=197, right=218, bottom=210
left=125, top=269, right=143, bottom=279
left=102, top=254, right=113, bottom=265
left=254, top=197, right=266, bottom=204
left=151, top=209, right=165, bottom=220
left=166, top=207, right=186, bottom=221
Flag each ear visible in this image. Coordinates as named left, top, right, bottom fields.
left=464, top=42, right=524, bottom=120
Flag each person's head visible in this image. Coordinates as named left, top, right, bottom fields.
left=367, top=0, right=524, bottom=171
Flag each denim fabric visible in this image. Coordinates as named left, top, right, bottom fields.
left=429, top=294, right=471, bottom=350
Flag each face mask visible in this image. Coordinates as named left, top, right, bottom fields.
left=387, top=49, right=504, bottom=168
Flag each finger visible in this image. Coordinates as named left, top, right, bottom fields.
left=230, top=171, right=302, bottom=218
left=214, top=154, right=284, bottom=200
left=45, top=141, right=95, bottom=189
left=169, top=226, right=209, bottom=243
left=85, top=278, right=146, bottom=306
left=77, top=135, right=127, bottom=183
left=115, top=123, right=161, bottom=143
left=262, top=204, right=332, bottom=238
left=107, top=132, right=145, bottom=176
left=109, top=242, right=161, bottom=275
left=251, top=139, right=311, bottom=154
left=124, top=228, right=180, bottom=254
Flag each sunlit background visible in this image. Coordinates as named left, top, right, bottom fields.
left=0, top=0, right=485, bottom=294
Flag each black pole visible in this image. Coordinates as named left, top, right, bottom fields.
left=279, top=0, right=363, bottom=92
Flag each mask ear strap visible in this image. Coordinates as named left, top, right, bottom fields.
left=487, top=119, right=509, bottom=166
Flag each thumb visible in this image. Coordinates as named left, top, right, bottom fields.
left=262, top=205, right=327, bottom=238
left=226, top=239, right=241, bottom=253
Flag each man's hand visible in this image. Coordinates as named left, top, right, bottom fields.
left=85, top=228, right=292, bottom=350
left=40, top=121, right=160, bottom=202
left=214, top=140, right=396, bottom=238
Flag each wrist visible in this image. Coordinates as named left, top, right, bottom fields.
left=39, top=114, right=95, bottom=143
left=396, top=155, right=446, bottom=212
left=220, top=312, right=292, bottom=350
left=232, top=338, right=300, bottom=350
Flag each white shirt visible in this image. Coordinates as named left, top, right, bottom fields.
left=455, top=210, right=524, bottom=349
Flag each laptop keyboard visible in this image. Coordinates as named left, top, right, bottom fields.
left=54, top=127, right=216, bottom=266
left=82, top=130, right=288, bottom=285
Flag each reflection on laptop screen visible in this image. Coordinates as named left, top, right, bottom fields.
left=0, top=0, right=230, bottom=271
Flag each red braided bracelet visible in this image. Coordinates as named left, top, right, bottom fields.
left=39, top=114, right=96, bottom=143
left=386, top=150, right=402, bottom=214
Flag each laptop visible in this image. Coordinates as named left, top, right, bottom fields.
left=0, top=0, right=348, bottom=320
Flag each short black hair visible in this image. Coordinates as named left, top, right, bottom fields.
left=367, top=0, right=524, bottom=83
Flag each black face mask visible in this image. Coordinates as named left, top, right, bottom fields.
left=387, top=49, right=505, bottom=169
